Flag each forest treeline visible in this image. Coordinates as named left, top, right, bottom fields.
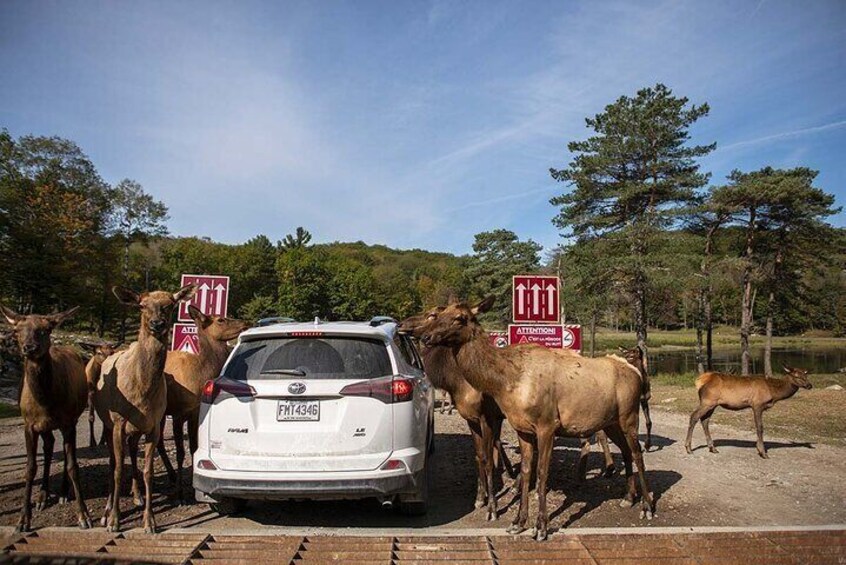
left=2, top=84, right=844, bottom=376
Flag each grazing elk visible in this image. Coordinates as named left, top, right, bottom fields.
left=1, top=305, right=92, bottom=532
left=95, top=284, right=197, bottom=533
left=415, top=298, right=653, bottom=540
left=400, top=309, right=516, bottom=520
left=685, top=366, right=813, bottom=459
left=155, top=306, right=248, bottom=503
left=79, top=341, right=120, bottom=448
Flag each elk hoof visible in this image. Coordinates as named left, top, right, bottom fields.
left=35, top=492, right=48, bottom=511
left=533, top=528, right=548, bottom=542
left=474, top=497, right=486, bottom=509
left=684, top=445, right=692, bottom=454
left=486, top=509, right=497, bottom=522
left=14, top=522, right=30, bottom=534
left=640, top=509, right=654, bottom=520
left=506, top=523, right=525, bottom=535
left=619, top=498, right=634, bottom=508
left=105, top=522, right=120, bottom=533
left=78, top=515, right=92, bottom=529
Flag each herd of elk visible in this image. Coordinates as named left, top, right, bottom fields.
left=0, top=287, right=816, bottom=540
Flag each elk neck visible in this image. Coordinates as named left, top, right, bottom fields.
left=196, top=331, right=231, bottom=374
left=420, top=345, right=461, bottom=395
left=452, top=328, right=509, bottom=397
left=137, top=323, right=169, bottom=380
left=766, top=377, right=800, bottom=403
left=21, top=352, right=55, bottom=410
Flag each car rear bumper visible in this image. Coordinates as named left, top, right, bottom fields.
left=193, top=447, right=424, bottom=502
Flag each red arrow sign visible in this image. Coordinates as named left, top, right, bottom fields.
left=512, top=275, right=559, bottom=323
left=178, top=274, right=230, bottom=322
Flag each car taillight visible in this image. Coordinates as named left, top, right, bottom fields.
left=339, top=376, right=415, bottom=403
left=201, top=378, right=255, bottom=403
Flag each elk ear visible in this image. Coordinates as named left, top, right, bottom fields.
left=471, top=296, right=495, bottom=316
left=48, top=306, right=79, bottom=327
left=79, top=341, right=99, bottom=353
left=0, top=304, right=22, bottom=326
left=113, top=286, right=141, bottom=306
left=188, top=305, right=210, bottom=327
left=447, top=293, right=459, bottom=305
left=173, top=284, right=198, bottom=303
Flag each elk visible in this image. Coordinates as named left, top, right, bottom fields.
left=685, top=366, right=813, bottom=459
left=617, top=345, right=653, bottom=451
left=79, top=341, right=120, bottom=448
left=155, top=306, right=249, bottom=502
left=95, top=284, right=197, bottom=533
left=415, top=297, right=653, bottom=540
left=399, top=309, right=516, bottom=521
left=1, top=305, right=92, bottom=532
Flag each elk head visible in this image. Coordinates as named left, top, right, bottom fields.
left=113, top=284, right=197, bottom=339
left=398, top=306, right=445, bottom=335
left=618, top=345, right=648, bottom=377
left=417, top=297, right=495, bottom=347
left=187, top=305, right=249, bottom=342
left=783, top=366, right=812, bottom=389
left=0, top=305, right=79, bottom=360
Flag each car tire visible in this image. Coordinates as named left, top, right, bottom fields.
left=398, top=456, right=430, bottom=516
left=210, top=497, right=247, bottom=516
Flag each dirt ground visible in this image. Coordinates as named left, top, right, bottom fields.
left=0, top=398, right=843, bottom=535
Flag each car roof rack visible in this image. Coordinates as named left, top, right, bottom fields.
left=369, top=316, right=397, bottom=327
left=256, top=316, right=297, bottom=327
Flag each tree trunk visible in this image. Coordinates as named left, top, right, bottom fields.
left=764, top=292, right=774, bottom=377
left=119, top=237, right=129, bottom=342
left=740, top=207, right=756, bottom=376
left=695, top=288, right=705, bottom=375
left=589, top=311, right=596, bottom=358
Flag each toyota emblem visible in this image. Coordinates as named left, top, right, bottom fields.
left=288, top=382, right=306, bottom=395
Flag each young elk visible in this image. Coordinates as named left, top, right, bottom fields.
left=79, top=341, right=120, bottom=448
left=415, top=298, right=653, bottom=541
left=156, top=306, right=249, bottom=503
left=1, top=305, right=92, bottom=532
left=95, top=284, right=197, bottom=533
left=685, top=366, right=813, bottom=459
left=618, top=345, right=653, bottom=451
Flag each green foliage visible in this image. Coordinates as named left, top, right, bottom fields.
left=466, top=229, right=542, bottom=327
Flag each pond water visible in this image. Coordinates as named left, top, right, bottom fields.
left=649, top=347, right=846, bottom=375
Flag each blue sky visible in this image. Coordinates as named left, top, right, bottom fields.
left=1, top=0, right=844, bottom=255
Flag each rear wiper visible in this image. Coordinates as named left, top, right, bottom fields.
left=261, top=369, right=307, bottom=376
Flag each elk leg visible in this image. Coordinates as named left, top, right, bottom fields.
left=685, top=404, right=712, bottom=454
left=128, top=436, right=143, bottom=508
left=143, top=427, right=160, bottom=533
left=35, top=431, right=54, bottom=511
left=493, top=417, right=516, bottom=480
left=625, top=422, right=654, bottom=519
left=173, top=417, right=187, bottom=504
left=605, top=426, right=636, bottom=507
left=640, top=397, right=653, bottom=452
left=468, top=420, right=487, bottom=509
left=88, top=390, right=97, bottom=449
left=533, top=429, right=554, bottom=541
left=506, top=431, right=534, bottom=535
left=61, top=426, right=92, bottom=529
left=577, top=437, right=590, bottom=483
left=753, top=407, right=768, bottom=459
left=479, top=414, right=497, bottom=521
left=101, top=426, right=115, bottom=527
left=17, top=426, right=38, bottom=532
left=157, top=416, right=177, bottom=483
left=700, top=407, right=718, bottom=453
left=597, top=430, right=616, bottom=477
left=106, top=424, right=125, bottom=532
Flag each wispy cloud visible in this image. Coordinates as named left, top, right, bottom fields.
left=718, top=119, right=846, bottom=152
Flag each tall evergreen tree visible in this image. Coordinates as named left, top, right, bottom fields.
left=550, top=83, right=714, bottom=349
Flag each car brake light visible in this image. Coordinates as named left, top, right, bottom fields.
left=381, top=459, right=405, bottom=471
left=196, top=459, right=217, bottom=470
left=201, top=378, right=255, bottom=403
left=339, top=376, right=415, bottom=403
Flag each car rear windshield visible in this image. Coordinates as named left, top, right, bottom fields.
left=223, top=336, right=393, bottom=381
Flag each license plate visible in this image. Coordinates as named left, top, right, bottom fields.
left=277, top=400, right=320, bottom=421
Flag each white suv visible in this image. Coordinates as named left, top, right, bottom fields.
left=193, top=317, right=434, bottom=515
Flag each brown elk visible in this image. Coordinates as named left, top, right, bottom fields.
left=95, top=284, right=197, bottom=533
left=79, top=341, right=120, bottom=448
left=155, top=306, right=249, bottom=502
left=685, top=366, right=813, bottom=459
left=1, top=305, right=92, bottom=532
left=618, top=345, right=653, bottom=451
left=415, top=297, right=653, bottom=540
left=399, top=309, right=516, bottom=521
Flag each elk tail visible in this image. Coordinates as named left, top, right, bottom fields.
left=695, top=372, right=716, bottom=391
